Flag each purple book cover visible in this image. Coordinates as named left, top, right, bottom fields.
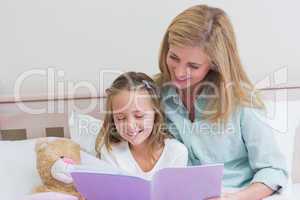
left=71, top=164, right=223, bottom=200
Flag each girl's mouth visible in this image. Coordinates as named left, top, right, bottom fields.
left=128, top=129, right=143, bottom=137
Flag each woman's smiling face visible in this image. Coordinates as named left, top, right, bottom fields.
left=166, top=45, right=211, bottom=90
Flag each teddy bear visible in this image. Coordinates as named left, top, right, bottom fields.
left=33, top=138, right=84, bottom=200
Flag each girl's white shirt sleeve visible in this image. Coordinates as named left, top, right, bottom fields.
left=99, top=145, right=120, bottom=169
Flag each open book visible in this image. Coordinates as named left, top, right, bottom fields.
left=71, top=164, right=224, bottom=200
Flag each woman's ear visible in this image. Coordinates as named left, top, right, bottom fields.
left=210, top=62, right=218, bottom=71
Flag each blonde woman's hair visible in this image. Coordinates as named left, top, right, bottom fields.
left=95, top=72, right=170, bottom=162
left=156, top=4, right=264, bottom=122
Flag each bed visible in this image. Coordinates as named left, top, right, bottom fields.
left=0, top=89, right=299, bottom=200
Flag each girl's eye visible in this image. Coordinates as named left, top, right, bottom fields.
left=135, top=114, right=144, bottom=119
left=169, top=55, right=180, bottom=62
left=116, top=116, right=126, bottom=121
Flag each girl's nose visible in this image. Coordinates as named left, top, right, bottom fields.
left=127, top=117, right=138, bottom=132
left=174, top=65, right=189, bottom=79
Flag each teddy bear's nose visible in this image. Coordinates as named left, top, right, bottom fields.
left=62, top=157, right=76, bottom=165
left=60, top=156, right=64, bottom=159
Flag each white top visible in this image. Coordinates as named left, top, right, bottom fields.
left=100, top=138, right=188, bottom=180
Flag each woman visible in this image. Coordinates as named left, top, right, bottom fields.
left=156, top=4, right=288, bottom=200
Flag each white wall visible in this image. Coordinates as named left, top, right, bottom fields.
left=0, top=0, right=299, bottom=99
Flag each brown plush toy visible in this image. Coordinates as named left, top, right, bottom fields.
left=34, top=138, right=83, bottom=199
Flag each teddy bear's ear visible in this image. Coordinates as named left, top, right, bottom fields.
left=35, top=138, right=49, bottom=152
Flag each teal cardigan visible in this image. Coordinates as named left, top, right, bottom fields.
left=161, top=86, right=288, bottom=191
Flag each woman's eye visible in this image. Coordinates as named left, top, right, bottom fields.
left=189, top=64, right=201, bottom=69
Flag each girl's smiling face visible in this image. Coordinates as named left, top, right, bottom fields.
left=166, top=45, right=211, bottom=90
left=112, top=89, right=155, bottom=147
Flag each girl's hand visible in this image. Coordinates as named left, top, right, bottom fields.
left=79, top=196, right=86, bottom=200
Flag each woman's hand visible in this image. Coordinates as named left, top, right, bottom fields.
left=208, top=183, right=274, bottom=200
left=208, top=192, right=241, bottom=200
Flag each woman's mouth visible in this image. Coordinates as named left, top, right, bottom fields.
left=174, top=77, right=191, bottom=85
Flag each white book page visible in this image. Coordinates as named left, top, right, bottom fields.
left=71, top=151, right=129, bottom=176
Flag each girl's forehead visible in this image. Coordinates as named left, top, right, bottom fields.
left=111, top=89, right=154, bottom=113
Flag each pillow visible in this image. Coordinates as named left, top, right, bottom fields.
left=69, top=111, right=103, bottom=156
left=0, top=139, right=42, bottom=200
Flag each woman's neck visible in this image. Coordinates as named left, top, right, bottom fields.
left=179, top=84, right=201, bottom=122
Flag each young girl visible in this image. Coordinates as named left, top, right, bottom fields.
left=156, top=4, right=288, bottom=200
left=95, top=72, right=188, bottom=180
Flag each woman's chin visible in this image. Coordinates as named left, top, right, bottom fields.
left=173, top=82, right=191, bottom=90
left=172, top=81, right=202, bottom=92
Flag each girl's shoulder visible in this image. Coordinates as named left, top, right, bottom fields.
left=164, top=138, right=188, bottom=155
left=100, top=141, right=128, bottom=157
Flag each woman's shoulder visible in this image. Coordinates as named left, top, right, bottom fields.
left=234, top=105, right=265, bottom=121
left=223, top=105, right=265, bottom=122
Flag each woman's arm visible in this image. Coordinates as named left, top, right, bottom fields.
left=210, top=182, right=273, bottom=200
left=232, top=183, right=274, bottom=199
left=211, top=107, right=288, bottom=200
left=240, top=107, right=288, bottom=193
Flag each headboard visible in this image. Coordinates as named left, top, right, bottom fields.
left=0, top=97, right=106, bottom=140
